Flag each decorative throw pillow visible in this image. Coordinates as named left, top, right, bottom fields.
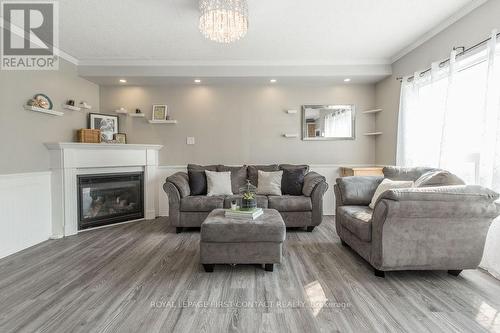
left=256, top=170, right=283, bottom=196
left=248, top=165, right=279, bottom=186
left=281, top=168, right=306, bottom=195
left=187, top=164, right=217, bottom=195
left=369, top=179, right=414, bottom=209
left=205, top=171, right=233, bottom=196
left=414, top=170, right=465, bottom=188
left=217, top=165, right=248, bottom=194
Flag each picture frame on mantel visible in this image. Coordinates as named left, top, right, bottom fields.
left=152, top=105, right=168, bottom=121
left=88, top=113, right=119, bottom=142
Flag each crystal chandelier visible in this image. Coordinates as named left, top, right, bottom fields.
left=199, top=0, right=249, bottom=43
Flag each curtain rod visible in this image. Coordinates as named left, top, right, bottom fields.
left=396, top=32, right=500, bottom=82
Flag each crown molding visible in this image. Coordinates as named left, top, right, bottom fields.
left=390, top=0, right=489, bottom=63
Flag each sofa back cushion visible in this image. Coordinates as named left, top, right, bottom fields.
left=256, top=170, right=283, bottom=196
left=279, top=164, right=309, bottom=196
left=205, top=171, right=233, bottom=196
left=187, top=164, right=218, bottom=195
left=248, top=164, right=279, bottom=186
left=336, top=176, right=384, bottom=205
left=383, top=166, right=438, bottom=181
left=414, top=170, right=465, bottom=187
left=217, top=165, right=247, bottom=194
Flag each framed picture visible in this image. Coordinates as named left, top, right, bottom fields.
left=152, top=105, right=168, bottom=121
left=88, top=113, right=119, bottom=142
left=114, top=133, right=127, bottom=144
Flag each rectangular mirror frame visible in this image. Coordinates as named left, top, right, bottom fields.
left=301, top=104, right=356, bottom=141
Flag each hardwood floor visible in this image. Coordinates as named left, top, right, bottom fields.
left=1, top=217, right=499, bottom=333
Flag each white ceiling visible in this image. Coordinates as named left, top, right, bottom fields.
left=55, top=0, right=486, bottom=82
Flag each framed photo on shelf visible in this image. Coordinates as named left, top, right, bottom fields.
left=88, top=113, right=119, bottom=142
left=152, top=105, right=168, bottom=121
left=113, top=133, right=127, bottom=144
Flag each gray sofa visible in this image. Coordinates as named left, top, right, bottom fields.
left=164, top=164, right=328, bottom=233
left=334, top=166, right=500, bottom=277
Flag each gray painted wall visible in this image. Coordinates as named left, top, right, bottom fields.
left=100, top=84, right=377, bottom=166
left=375, top=0, right=500, bottom=165
left=0, top=60, right=100, bottom=174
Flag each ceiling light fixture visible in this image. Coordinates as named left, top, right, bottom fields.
left=270, top=79, right=277, bottom=83
left=194, top=79, right=201, bottom=83
left=344, top=78, right=351, bottom=82
left=119, top=79, right=127, bottom=83
left=199, top=0, right=249, bottom=43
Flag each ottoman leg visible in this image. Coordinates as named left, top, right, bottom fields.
left=448, top=270, right=462, bottom=277
left=264, top=264, right=274, bottom=272
left=203, top=264, right=214, bottom=273
left=176, top=227, right=183, bottom=234
left=306, top=226, right=315, bottom=232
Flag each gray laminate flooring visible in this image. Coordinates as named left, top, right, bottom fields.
left=0, top=217, right=499, bottom=333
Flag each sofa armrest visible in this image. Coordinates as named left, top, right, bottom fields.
left=166, top=172, right=190, bottom=198
left=335, top=176, right=383, bottom=206
left=163, top=182, right=181, bottom=227
left=310, top=181, right=329, bottom=226
left=302, top=172, right=327, bottom=197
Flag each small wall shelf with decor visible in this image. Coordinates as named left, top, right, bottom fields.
left=63, top=105, right=82, bottom=111
left=283, top=133, right=298, bottom=138
left=115, top=108, right=129, bottom=115
left=24, top=105, right=64, bottom=116
left=148, top=119, right=178, bottom=124
left=129, top=113, right=145, bottom=118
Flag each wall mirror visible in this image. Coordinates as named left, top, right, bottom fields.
left=302, top=105, right=355, bottom=140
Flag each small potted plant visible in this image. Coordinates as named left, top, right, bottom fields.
left=241, top=191, right=257, bottom=210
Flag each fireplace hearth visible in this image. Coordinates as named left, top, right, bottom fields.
left=78, top=172, right=144, bottom=230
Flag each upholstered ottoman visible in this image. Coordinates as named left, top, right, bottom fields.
left=200, top=209, right=286, bottom=272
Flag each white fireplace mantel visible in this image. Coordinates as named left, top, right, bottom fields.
left=45, top=143, right=163, bottom=238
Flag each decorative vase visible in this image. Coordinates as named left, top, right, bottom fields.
left=241, top=197, right=256, bottom=210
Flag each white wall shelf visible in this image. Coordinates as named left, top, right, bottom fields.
left=24, top=105, right=64, bottom=116
left=115, top=109, right=129, bottom=114
left=286, top=110, right=298, bottom=114
left=63, top=105, right=81, bottom=111
left=364, top=132, right=383, bottom=136
left=362, top=109, right=383, bottom=114
left=283, top=134, right=298, bottom=138
left=79, top=104, right=92, bottom=110
left=129, top=113, right=145, bottom=118
left=148, top=120, right=178, bottom=124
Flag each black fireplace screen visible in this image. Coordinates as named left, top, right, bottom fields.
left=78, top=172, right=144, bottom=230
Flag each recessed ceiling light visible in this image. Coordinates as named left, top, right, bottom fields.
left=194, top=79, right=201, bottom=83
left=270, top=79, right=277, bottom=83
left=119, top=79, right=127, bottom=83
left=344, top=78, right=351, bottom=82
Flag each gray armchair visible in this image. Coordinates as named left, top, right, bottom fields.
left=334, top=167, right=500, bottom=277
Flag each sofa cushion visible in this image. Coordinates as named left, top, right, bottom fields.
left=338, top=206, right=373, bottom=242
left=248, top=165, right=279, bottom=186
left=303, top=172, right=327, bottom=197
left=280, top=166, right=307, bottom=196
left=268, top=195, right=312, bottom=212
left=414, top=170, right=465, bottom=188
left=224, top=195, right=269, bottom=209
left=187, top=164, right=218, bottom=195
left=201, top=209, right=285, bottom=243
left=217, top=165, right=248, bottom=194
left=383, top=166, right=438, bottom=181
left=181, top=195, right=224, bottom=212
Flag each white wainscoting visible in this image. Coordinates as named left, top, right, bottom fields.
left=156, top=165, right=365, bottom=216
left=0, top=172, right=52, bottom=259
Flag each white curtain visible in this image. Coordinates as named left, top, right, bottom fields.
left=397, top=30, right=500, bottom=279
left=324, top=110, right=351, bottom=137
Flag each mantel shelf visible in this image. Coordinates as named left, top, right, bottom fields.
left=24, top=105, right=64, bottom=116
left=148, top=120, right=178, bottom=124
left=362, top=109, right=383, bottom=114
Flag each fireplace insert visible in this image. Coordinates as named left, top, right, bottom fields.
left=78, top=172, right=144, bottom=230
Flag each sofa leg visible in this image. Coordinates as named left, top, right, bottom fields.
left=264, top=264, right=274, bottom=272
left=203, top=264, right=214, bottom=273
left=306, top=226, right=315, bottom=232
left=374, top=268, right=385, bottom=278
left=448, top=270, right=462, bottom=277
left=341, top=240, right=349, bottom=247
left=176, top=227, right=183, bottom=234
